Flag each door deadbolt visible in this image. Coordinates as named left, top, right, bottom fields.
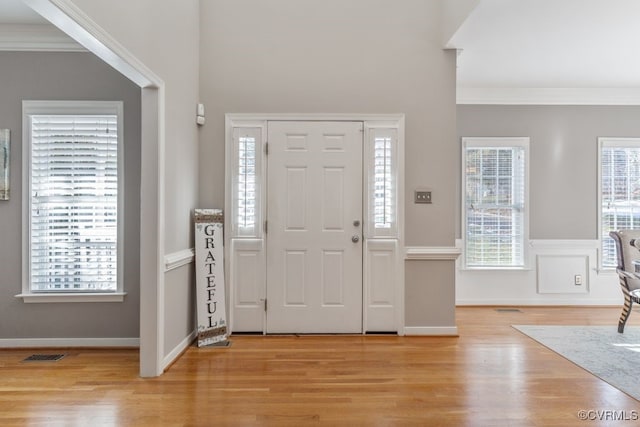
left=353, top=220, right=361, bottom=227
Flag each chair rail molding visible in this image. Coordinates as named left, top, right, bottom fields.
left=164, top=248, right=195, bottom=272
left=405, top=246, right=461, bottom=261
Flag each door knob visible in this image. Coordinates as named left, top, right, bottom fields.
left=352, top=235, right=360, bottom=243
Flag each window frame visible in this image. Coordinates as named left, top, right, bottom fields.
left=230, top=126, right=264, bottom=239
left=18, top=100, right=126, bottom=303
left=597, top=137, right=640, bottom=270
left=365, top=126, right=399, bottom=239
left=461, top=137, right=530, bottom=270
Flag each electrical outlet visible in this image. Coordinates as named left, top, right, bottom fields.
left=415, top=190, right=432, bottom=204
left=574, top=275, right=583, bottom=286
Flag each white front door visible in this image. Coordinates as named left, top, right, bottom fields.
left=266, top=121, right=363, bottom=333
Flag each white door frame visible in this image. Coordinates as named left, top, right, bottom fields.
left=225, top=114, right=405, bottom=335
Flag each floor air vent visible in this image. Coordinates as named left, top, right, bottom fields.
left=23, top=354, right=65, bottom=362
left=495, top=308, right=522, bottom=313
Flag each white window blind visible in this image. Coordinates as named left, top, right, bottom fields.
left=464, top=138, right=528, bottom=268
left=366, top=127, right=398, bottom=238
left=29, top=113, right=119, bottom=292
left=237, top=135, right=256, bottom=230
left=373, top=136, right=393, bottom=229
left=600, top=139, right=640, bottom=268
left=232, top=127, right=262, bottom=238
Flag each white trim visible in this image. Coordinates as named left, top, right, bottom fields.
left=23, top=0, right=167, bottom=378
left=461, top=137, right=530, bottom=269
left=161, top=330, right=196, bottom=371
left=405, top=246, right=461, bottom=260
left=15, top=292, right=126, bottom=303
left=0, top=337, right=139, bottom=348
left=529, top=239, right=599, bottom=250
left=225, top=113, right=405, bottom=122
left=404, top=326, right=458, bottom=336
left=597, top=138, right=640, bottom=269
left=22, top=100, right=125, bottom=297
left=23, top=0, right=161, bottom=88
left=395, top=117, right=405, bottom=335
left=455, top=238, right=624, bottom=305
left=225, top=114, right=405, bottom=334
left=457, top=87, right=640, bottom=106
left=141, top=86, right=166, bottom=378
left=456, top=298, right=622, bottom=306
left=164, top=248, right=195, bottom=272
left=0, top=23, right=84, bottom=51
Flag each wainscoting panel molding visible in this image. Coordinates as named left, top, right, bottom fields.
left=456, top=239, right=623, bottom=305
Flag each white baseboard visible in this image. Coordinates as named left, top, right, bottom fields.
left=404, top=326, right=458, bottom=336
left=0, top=337, right=139, bottom=348
left=456, top=299, right=622, bottom=306
left=162, top=330, right=197, bottom=371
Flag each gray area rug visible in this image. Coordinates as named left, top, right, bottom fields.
left=513, top=325, right=640, bottom=401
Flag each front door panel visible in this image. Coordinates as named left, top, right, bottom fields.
left=266, top=121, right=363, bottom=333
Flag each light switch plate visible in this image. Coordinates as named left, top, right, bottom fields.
left=415, top=190, right=432, bottom=204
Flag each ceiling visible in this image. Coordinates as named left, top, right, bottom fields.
left=450, top=0, right=640, bottom=90
left=3, top=0, right=640, bottom=99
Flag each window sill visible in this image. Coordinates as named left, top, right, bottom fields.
left=15, top=292, right=127, bottom=303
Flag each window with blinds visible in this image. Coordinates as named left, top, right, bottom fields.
left=237, top=135, right=256, bottom=230
left=463, top=138, right=528, bottom=268
left=24, top=101, right=122, bottom=293
left=599, top=138, right=640, bottom=268
left=373, top=136, right=393, bottom=229
left=232, top=127, right=262, bottom=238
left=367, top=127, right=398, bottom=238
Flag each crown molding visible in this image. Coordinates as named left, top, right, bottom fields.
left=457, top=87, right=640, bottom=106
left=0, top=23, right=84, bottom=52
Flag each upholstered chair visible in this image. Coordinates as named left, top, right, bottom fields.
left=610, top=229, right=640, bottom=333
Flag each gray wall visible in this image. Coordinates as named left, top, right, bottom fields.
left=0, top=51, right=141, bottom=339
left=198, top=0, right=458, bottom=328
left=457, top=105, right=640, bottom=240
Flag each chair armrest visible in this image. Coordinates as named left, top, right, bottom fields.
left=616, top=268, right=637, bottom=281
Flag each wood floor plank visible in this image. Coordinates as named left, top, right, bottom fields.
left=1, top=307, right=640, bottom=426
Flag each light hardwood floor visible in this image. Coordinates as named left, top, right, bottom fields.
left=2, top=307, right=640, bottom=426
